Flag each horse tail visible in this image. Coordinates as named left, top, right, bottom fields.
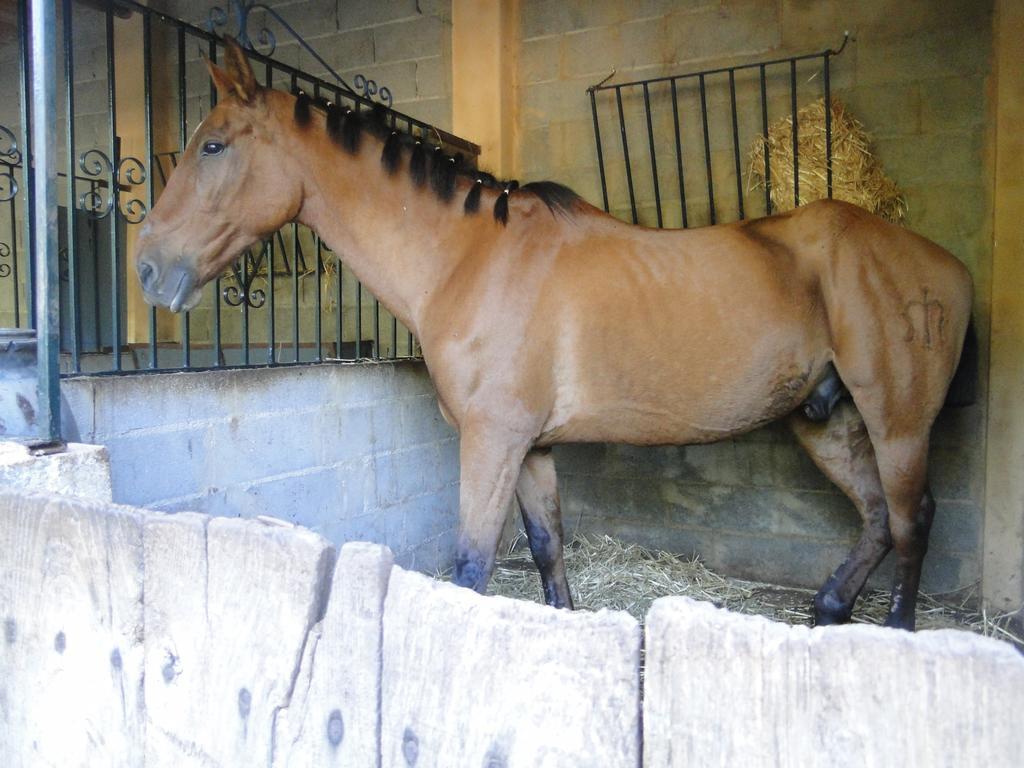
left=944, top=317, right=977, bottom=407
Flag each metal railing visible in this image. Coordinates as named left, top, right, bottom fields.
left=0, top=0, right=479, bottom=387
left=588, top=35, right=849, bottom=228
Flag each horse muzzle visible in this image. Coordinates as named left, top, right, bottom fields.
left=136, top=255, right=203, bottom=313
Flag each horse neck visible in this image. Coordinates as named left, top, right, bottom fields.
left=294, top=129, right=474, bottom=337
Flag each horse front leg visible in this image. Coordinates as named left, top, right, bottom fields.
left=516, top=448, right=574, bottom=609
left=452, top=418, right=532, bottom=594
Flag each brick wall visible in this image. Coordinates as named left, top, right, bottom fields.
left=522, top=0, right=993, bottom=592
left=60, top=361, right=460, bottom=572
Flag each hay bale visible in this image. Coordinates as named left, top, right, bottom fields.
left=748, top=97, right=907, bottom=223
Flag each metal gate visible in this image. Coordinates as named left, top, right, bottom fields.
left=0, top=0, right=478, bottom=377
left=587, top=35, right=849, bottom=229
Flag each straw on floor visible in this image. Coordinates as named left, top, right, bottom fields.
left=480, top=534, right=1023, bottom=650
left=748, top=97, right=907, bottom=224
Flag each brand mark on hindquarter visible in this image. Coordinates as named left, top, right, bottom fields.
left=901, top=287, right=945, bottom=349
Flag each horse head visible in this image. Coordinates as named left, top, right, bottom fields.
left=134, top=37, right=302, bottom=312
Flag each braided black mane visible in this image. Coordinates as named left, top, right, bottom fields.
left=292, top=90, right=580, bottom=226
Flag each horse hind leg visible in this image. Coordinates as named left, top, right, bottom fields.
left=516, top=448, right=574, bottom=609
left=864, top=432, right=935, bottom=631
left=787, top=401, right=892, bottom=625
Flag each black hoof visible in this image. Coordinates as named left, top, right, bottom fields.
left=542, top=582, right=574, bottom=610
left=883, top=612, right=916, bottom=632
left=813, top=590, right=853, bottom=626
left=453, top=553, right=487, bottom=592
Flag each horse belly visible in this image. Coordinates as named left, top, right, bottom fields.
left=539, top=334, right=826, bottom=447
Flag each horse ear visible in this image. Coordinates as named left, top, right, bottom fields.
left=205, top=36, right=259, bottom=104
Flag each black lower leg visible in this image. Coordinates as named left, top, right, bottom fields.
left=884, top=490, right=935, bottom=631
left=520, top=507, right=573, bottom=610
left=814, top=512, right=892, bottom=626
left=453, top=545, right=491, bottom=593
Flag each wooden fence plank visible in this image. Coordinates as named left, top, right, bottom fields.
left=0, top=491, right=145, bottom=767
left=274, top=541, right=394, bottom=768
left=143, top=513, right=335, bottom=767
left=381, top=567, right=642, bottom=767
left=644, top=596, right=1024, bottom=767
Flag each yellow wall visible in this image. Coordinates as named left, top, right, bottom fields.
left=451, top=0, right=519, bottom=177
left=984, top=0, right=1024, bottom=615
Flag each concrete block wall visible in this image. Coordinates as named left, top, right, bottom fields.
left=59, top=361, right=460, bottom=572
left=555, top=407, right=982, bottom=593
left=521, top=0, right=993, bottom=594
left=155, top=0, right=453, bottom=132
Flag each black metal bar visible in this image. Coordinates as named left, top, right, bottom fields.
left=698, top=73, right=715, bottom=225
left=669, top=78, right=688, bottom=228
left=19, top=0, right=35, bottom=327
left=729, top=70, right=745, bottom=221
left=790, top=58, right=799, bottom=208
left=7, top=197, right=19, bottom=326
left=615, top=87, right=637, bottom=224
left=372, top=287, right=380, bottom=360
left=589, top=88, right=610, bottom=212
left=642, top=82, right=663, bottom=228
left=236, top=251, right=247, bottom=365
left=106, top=6, right=121, bottom=371
left=266, top=62, right=276, bottom=364
left=267, top=238, right=276, bottom=363
left=591, top=42, right=848, bottom=92
left=289, top=74, right=299, bottom=363
left=313, top=82, right=322, bottom=363
left=759, top=63, right=771, bottom=215
left=143, top=11, right=156, bottom=369
left=824, top=52, right=833, bottom=199
left=336, top=257, right=343, bottom=359
left=29, top=0, right=61, bottom=443
left=355, top=266, right=363, bottom=359
left=62, top=0, right=80, bottom=372
left=210, top=38, right=222, bottom=367
left=177, top=25, right=190, bottom=367
left=291, top=222, right=300, bottom=362
left=89, top=199, right=99, bottom=353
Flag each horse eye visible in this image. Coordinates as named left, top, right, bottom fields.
left=201, top=141, right=225, bottom=156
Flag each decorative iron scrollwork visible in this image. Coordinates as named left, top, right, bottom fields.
left=0, top=124, right=21, bottom=202
left=222, top=244, right=268, bottom=309
left=77, top=148, right=149, bottom=223
left=354, top=74, right=393, bottom=109
left=207, top=1, right=393, bottom=108
left=0, top=242, right=11, bottom=279
left=208, top=0, right=276, bottom=55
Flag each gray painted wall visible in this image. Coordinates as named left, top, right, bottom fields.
left=60, top=361, right=459, bottom=572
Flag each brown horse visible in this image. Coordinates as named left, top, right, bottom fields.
left=135, top=39, right=972, bottom=631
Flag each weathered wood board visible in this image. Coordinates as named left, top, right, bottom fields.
left=0, top=491, right=145, bottom=768
left=380, top=566, right=642, bottom=767
left=643, top=596, right=1024, bottom=768
left=143, top=513, right=335, bottom=767
left=273, top=541, right=394, bottom=768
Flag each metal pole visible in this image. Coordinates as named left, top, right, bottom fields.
left=29, top=0, right=63, bottom=452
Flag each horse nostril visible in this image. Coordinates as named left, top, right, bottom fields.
left=138, top=259, right=157, bottom=290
